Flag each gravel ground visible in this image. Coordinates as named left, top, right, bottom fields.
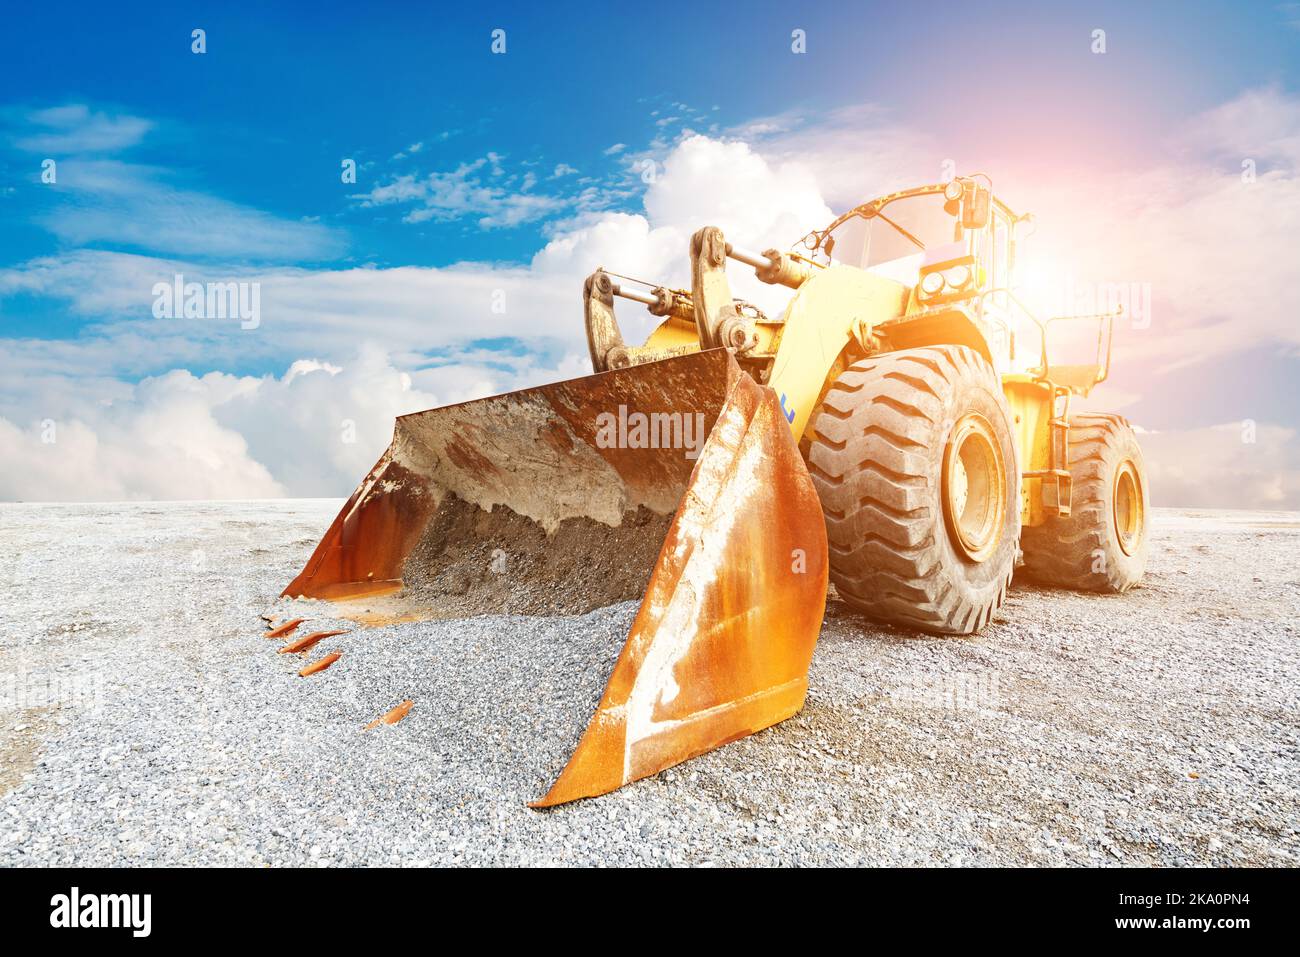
left=1, top=500, right=1297, bottom=866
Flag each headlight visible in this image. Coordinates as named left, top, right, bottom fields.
left=944, top=178, right=964, bottom=202
left=920, top=271, right=945, bottom=296
left=944, top=264, right=972, bottom=289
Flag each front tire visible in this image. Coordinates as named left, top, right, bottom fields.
left=808, top=346, right=1020, bottom=636
left=1020, top=414, right=1149, bottom=592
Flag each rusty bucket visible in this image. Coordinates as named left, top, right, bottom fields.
left=283, top=348, right=827, bottom=805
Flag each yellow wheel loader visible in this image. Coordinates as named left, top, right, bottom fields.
left=281, top=175, right=1149, bottom=805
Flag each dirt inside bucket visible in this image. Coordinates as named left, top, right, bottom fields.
left=400, top=496, right=674, bottom=618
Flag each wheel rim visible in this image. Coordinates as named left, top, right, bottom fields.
left=943, top=412, right=1006, bottom=562
left=1113, top=459, right=1144, bottom=556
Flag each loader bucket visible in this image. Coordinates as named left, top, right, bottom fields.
left=282, top=348, right=827, bottom=806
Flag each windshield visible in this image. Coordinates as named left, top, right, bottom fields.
left=824, top=192, right=965, bottom=281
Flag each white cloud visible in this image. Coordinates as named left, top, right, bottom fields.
left=213, top=345, right=441, bottom=497
left=8, top=104, right=340, bottom=261
left=1006, top=90, right=1300, bottom=375
left=37, top=159, right=344, bottom=261
left=0, top=344, right=604, bottom=501
left=1140, top=421, right=1300, bottom=510
left=356, top=155, right=568, bottom=229
left=644, top=135, right=831, bottom=251
left=13, top=104, right=153, bottom=154
left=0, top=370, right=283, bottom=502
left=730, top=104, right=938, bottom=211
left=0, top=253, right=579, bottom=388
left=1184, top=85, right=1300, bottom=164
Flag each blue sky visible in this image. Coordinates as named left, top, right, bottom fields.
left=1, top=1, right=1299, bottom=504
left=5, top=0, right=1295, bottom=275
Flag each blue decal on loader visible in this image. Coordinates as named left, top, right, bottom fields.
left=779, top=393, right=796, bottom=424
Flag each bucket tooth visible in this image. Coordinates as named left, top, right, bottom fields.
left=265, top=617, right=305, bottom=639
left=299, top=652, right=342, bottom=677
left=278, top=630, right=347, bottom=655
left=365, top=700, right=414, bottom=730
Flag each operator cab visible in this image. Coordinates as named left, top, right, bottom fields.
left=801, top=178, right=1032, bottom=375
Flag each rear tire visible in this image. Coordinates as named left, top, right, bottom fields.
left=1020, top=414, right=1149, bottom=592
left=808, top=346, right=1020, bottom=636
